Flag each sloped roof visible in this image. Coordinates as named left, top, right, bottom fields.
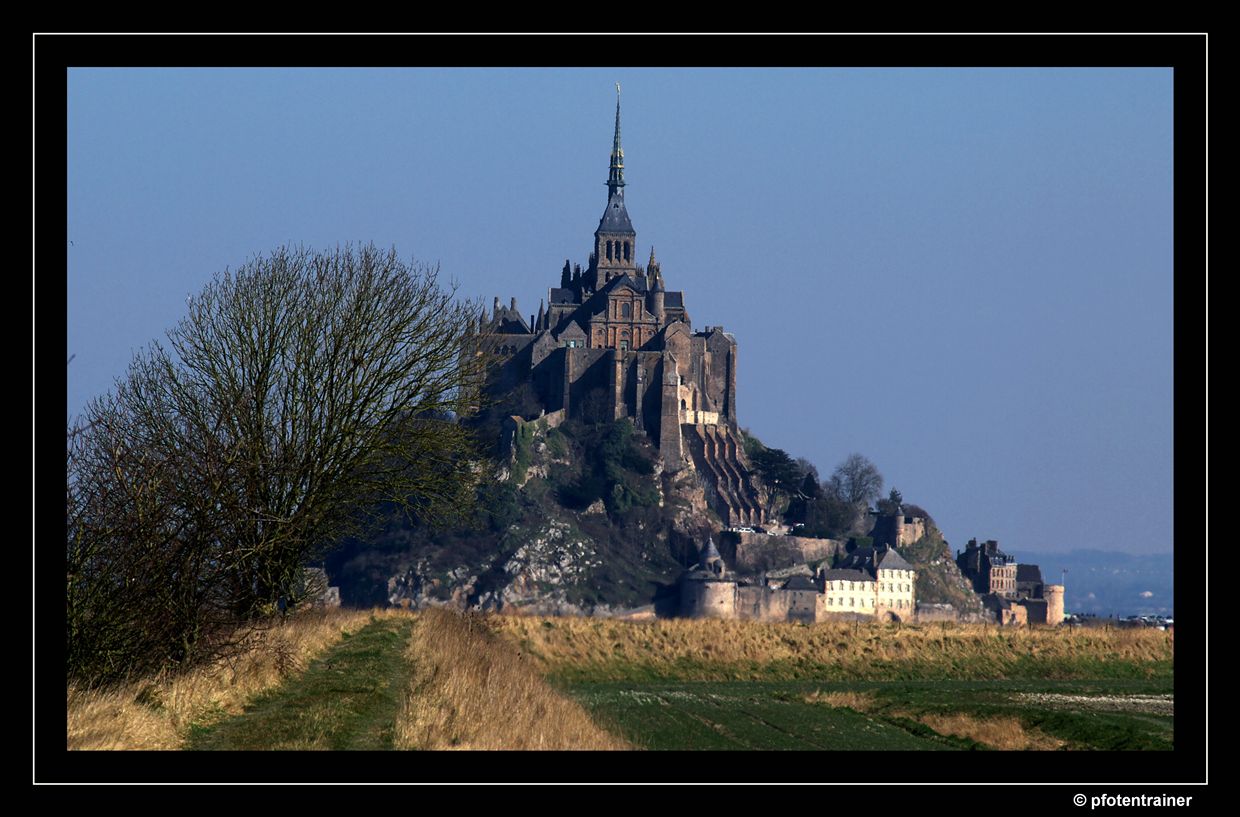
left=664, top=291, right=684, bottom=309
left=486, top=306, right=531, bottom=335
left=1016, top=564, right=1043, bottom=583
left=782, top=575, right=819, bottom=591
left=700, top=537, right=722, bottom=565
left=608, top=273, right=647, bottom=294
left=557, top=321, right=586, bottom=339
left=981, top=593, right=1012, bottom=611
left=838, top=548, right=877, bottom=572
left=597, top=191, right=635, bottom=234
left=821, top=569, right=874, bottom=582
left=875, top=548, right=915, bottom=572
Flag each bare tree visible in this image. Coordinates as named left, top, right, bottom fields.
left=67, top=244, right=486, bottom=684
left=831, top=453, right=884, bottom=507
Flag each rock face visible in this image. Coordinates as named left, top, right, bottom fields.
left=383, top=512, right=675, bottom=616
left=368, top=417, right=717, bottom=616
left=478, top=520, right=600, bottom=613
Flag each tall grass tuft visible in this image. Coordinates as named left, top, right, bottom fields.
left=909, top=712, right=1066, bottom=751
left=394, top=608, right=629, bottom=750
left=67, top=607, right=388, bottom=750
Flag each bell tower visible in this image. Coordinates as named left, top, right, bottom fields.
left=591, top=83, right=637, bottom=290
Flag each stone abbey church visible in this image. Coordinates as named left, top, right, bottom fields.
left=473, top=92, right=762, bottom=526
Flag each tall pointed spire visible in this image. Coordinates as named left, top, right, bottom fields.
left=607, top=82, right=625, bottom=197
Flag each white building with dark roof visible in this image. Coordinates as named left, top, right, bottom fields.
left=681, top=538, right=918, bottom=623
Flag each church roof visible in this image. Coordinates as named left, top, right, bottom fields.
left=700, top=537, right=722, bottom=565
left=549, top=287, right=576, bottom=304
left=600, top=272, right=647, bottom=294
left=597, top=191, right=636, bottom=235
left=664, top=291, right=684, bottom=309
left=485, top=305, right=531, bottom=335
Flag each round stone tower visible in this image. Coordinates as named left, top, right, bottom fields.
left=698, top=580, right=737, bottom=619
left=1044, top=584, right=1065, bottom=625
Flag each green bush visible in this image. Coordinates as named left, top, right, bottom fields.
left=546, top=427, right=568, bottom=459
left=511, top=422, right=537, bottom=484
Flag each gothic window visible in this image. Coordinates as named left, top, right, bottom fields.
left=606, top=240, right=613, bottom=261
left=621, top=302, right=631, bottom=318
left=624, top=241, right=631, bottom=262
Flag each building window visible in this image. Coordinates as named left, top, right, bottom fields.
left=621, top=302, right=631, bottom=318
left=624, top=241, right=631, bottom=262
left=606, top=240, right=613, bottom=261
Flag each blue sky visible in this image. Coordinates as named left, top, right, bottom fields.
left=66, top=67, right=1174, bottom=557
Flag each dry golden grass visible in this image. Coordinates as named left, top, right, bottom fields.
left=67, top=607, right=390, bottom=750
left=490, top=616, right=1173, bottom=680
left=394, top=608, right=629, bottom=750
left=804, top=690, right=876, bottom=711
left=910, top=712, right=1066, bottom=751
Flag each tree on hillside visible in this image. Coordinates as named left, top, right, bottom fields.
left=831, top=453, right=884, bottom=507
left=67, top=244, right=486, bottom=684
left=749, top=445, right=802, bottom=491
left=876, top=487, right=903, bottom=516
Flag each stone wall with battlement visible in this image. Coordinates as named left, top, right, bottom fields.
left=722, top=532, right=845, bottom=573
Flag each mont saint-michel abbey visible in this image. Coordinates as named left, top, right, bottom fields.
left=474, top=91, right=762, bottom=527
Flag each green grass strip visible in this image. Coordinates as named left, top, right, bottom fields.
left=187, top=616, right=414, bottom=751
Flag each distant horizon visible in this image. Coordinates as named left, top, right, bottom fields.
left=67, top=67, right=1174, bottom=558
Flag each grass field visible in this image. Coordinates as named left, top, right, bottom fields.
left=70, top=610, right=1173, bottom=752
left=181, top=610, right=626, bottom=751
left=563, top=678, right=1173, bottom=751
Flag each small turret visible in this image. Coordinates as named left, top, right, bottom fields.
left=649, top=247, right=666, bottom=324
left=700, top=536, right=725, bottom=577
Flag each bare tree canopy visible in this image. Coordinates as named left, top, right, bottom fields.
left=67, top=244, right=485, bottom=684
left=831, top=453, right=884, bottom=507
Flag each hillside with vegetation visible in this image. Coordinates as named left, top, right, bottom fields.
left=327, top=383, right=982, bottom=618
left=328, top=404, right=710, bottom=615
